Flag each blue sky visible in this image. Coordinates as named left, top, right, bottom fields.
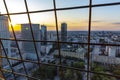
left=0, top=0, right=120, bottom=31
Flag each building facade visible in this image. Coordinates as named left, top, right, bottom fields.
left=0, top=15, right=11, bottom=66
left=41, top=25, right=47, bottom=45
left=21, top=24, right=41, bottom=54
left=61, top=23, right=67, bottom=48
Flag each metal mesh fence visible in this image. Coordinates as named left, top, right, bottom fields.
left=0, top=0, right=120, bottom=80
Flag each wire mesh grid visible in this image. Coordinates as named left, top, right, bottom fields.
left=0, top=0, right=120, bottom=80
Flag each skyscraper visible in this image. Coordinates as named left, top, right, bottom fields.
left=21, top=24, right=40, bottom=54
left=0, top=15, right=11, bottom=66
left=41, top=25, right=47, bottom=45
left=61, top=23, right=67, bottom=48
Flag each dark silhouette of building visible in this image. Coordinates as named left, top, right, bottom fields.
left=61, top=23, right=67, bottom=48
left=21, top=24, right=40, bottom=53
left=41, top=25, right=47, bottom=45
left=116, top=47, right=120, bottom=57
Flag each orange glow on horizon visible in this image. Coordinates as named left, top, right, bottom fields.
left=9, top=21, right=118, bottom=31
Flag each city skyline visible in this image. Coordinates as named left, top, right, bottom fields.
left=0, top=1, right=120, bottom=80
left=0, top=0, right=120, bottom=31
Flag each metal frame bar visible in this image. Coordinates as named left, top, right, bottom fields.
left=0, top=2, right=120, bottom=15
left=3, top=0, right=29, bottom=79
left=0, top=40, right=16, bottom=80
left=0, top=58, right=6, bottom=80
left=0, top=70, right=6, bottom=80
left=53, top=0, right=64, bottom=79
left=0, top=39, right=5, bottom=80
left=0, top=38, right=120, bottom=47
left=1, top=56, right=120, bottom=79
left=1, top=69, right=38, bottom=80
left=0, top=0, right=120, bottom=80
left=87, top=0, right=92, bottom=80
left=24, top=0, right=41, bottom=69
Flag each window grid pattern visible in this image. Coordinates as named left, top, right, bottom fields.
left=0, top=0, right=120, bottom=80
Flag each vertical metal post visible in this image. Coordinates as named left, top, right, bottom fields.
left=53, top=0, right=63, bottom=79
left=3, top=0, right=29, bottom=79
left=24, top=0, right=41, bottom=68
left=0, top=41, right=4, bottom=79
left=0, top=40, right=16, bottom=80
left=87, top=0, right=92, bottom=80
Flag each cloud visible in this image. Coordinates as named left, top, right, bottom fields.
left=112, top=22, right=120, bottom=25
left=92, top=20, right=103, bottom=23
left=83, top=20, right=103, bottom=23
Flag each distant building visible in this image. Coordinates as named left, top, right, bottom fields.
left=47, top=31, right=54, bottom=41
left=116, top=47, right=120, bottom=57
left=106, top=46, right=116, bottom=57
left=61, top=23, right=67, bottom=48
left=0, top=15, right=11, bottom=66
left=41, top=25, right=47, bottom=45
left=53, top=50, right=85, bottom=60
left=92, top=54, right=120, bottom=65
left=21, top=24, right=41, bottom=54
left=41, top=45, right=53, bottom=54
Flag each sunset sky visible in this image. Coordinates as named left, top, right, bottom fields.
left=0, top=0, right=120, bottom=31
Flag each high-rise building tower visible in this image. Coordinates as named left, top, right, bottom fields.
left=41, top=25, right=47, bottom=45
left=61, top=23, right=67, bottom=48
left=0, top=15, right=11, bottom=66
left=116, top=47, right=120, bottom=57
left=21, top=24, right=40, bottom=54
